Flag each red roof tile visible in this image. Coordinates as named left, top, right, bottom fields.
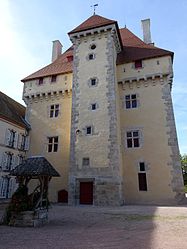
left=68, top=14, right=116, bottom=35
left=22, top=26, right=173, bottom=82
left=117, top=28, right=173, bottom=64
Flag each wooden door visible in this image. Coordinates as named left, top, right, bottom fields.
left=58, top=189, right=68, bottom=203
left=79, top=182, right=93, bottom=205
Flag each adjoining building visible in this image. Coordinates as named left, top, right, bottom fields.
left=0, top=92, right=29, bottom=200
left=21, top=14, right=185, bottom=205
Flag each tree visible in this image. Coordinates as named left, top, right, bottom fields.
left=180, top=154, right=187, bottom=185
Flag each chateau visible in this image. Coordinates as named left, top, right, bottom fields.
left=20, top=14, right=185, bottom=205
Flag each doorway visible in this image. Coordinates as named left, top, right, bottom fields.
left=79, top=182, right=93, bottom=205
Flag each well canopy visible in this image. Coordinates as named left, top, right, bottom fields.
left=10, top=156, right=60, bottom=177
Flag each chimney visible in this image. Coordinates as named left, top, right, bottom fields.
left=141, top=19, right=152, bottom=44
left=51, top=40, right=62, bottom=62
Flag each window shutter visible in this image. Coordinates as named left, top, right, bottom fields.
left=47, top=105, right=51, bottom=118
left=8, top=178, right=14, bottom=198
left=17, top=134, right=22, bottom=150
left=24, top=136, right=30, bottom=151
left=0, top=153, right=3, bottom=170
left=11, top=155, right=16, bottom=170
left=0, top=177, right=2, bottom=197
left=1, top=153, right=8, bottom=171
left=1, top=177, right=8, bottom=198
left=4, top=129, right=11, bottom=146
left=13, top=132, right=18, bottom=149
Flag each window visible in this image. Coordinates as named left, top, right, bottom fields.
left=126, top=130, right=140, bottom=148
left=82, top=158, right=90, bottom=166
left=139, top=162, right=145, bottom=172
left=91, top=78, right=96, bottom=86
left=91, top=103, right=96, bottom=110
left=50, top=104, right=60, bottom=118
left=48, top=136, right=58, bottom=152
left=18, top=154, right=24, bottom=165
left=19, top=134, right=26, bottom=150
left=125, top=94, right=137, bottom=109
left=51, top=75, right=57, bottom=83
left=6, top=130, right=16, bottom=148
left=0, top=177, right=9, bottom=198
left=2, top=152, right=13, bottom=171
left=88, top=53, right=95, bottom=60
left=86, top=126, right=92, bottom=135
left=38, top=77, right=44, bottom=85
left=90, top=44, right=96, bottom=50
left=67, top=55, right=73, bottom=62
left=135, top=60, right=142, bottom=69
left=138, top=173, right=147, bottom=191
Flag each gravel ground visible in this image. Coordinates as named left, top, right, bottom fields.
left=0, top=204, right=187, bottom=249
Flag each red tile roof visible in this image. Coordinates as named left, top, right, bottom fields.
left=0, top=91, right=27, bottom=128
left=117, top=28, right=173, bottom=64
left=68, top=14, right=117, bottom=35
left=22, top=24, right=173, bottom=82
left=22, top=47, right=73, bottom=82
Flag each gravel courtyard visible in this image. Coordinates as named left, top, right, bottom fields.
left=1, top=204, right=187, bottom=249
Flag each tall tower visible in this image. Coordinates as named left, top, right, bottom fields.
left=68, top=15, right=124, bottom=205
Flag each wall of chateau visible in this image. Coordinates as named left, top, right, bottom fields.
left=24, top=74, right=72, bottom=202
left=117, top=56, right=185, bottom=204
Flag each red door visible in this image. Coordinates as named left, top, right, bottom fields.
left=58, top=189, right=68, bottom=203
left=79, top=182, right=93, bottom=205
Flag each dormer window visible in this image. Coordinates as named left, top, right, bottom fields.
left=67, top=55, right=73, bottom=62
left=38, top=77, right=44, bottom=85
left=51, top=75, right=57, bottom=83
left=135, top=60, right=142, bottom=69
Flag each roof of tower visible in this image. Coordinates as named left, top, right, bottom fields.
left=68, top=14, right=117, bottom=35
left=0, top=91, right=27, bottom=128
left=21, top=27, right=173, bottom=82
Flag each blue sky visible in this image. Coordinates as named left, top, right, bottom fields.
left=0, top=0, right=187, bottom=154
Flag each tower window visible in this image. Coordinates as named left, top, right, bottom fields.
left=91, top=78, right=96, bottom=86
left=90, top=44, right=96, bottom=50
left=51, top=75, right=57, bottom=83
left=48, top=136, right=58, bottom=152
left=135, top=60, right=142, bottom=69
left=86, top=126, right=92, bottom=135
left=50, top=104, right=60, bottom=118
left=138, top=173, right=147, bottom=191
left=125, top=94, right=137, bottom=109
left=67, top=55, right=73, bottom=62
left=139, top=162, right=145, bottom=172
left=126, top=130, right=140, bottom=148
left=91, top=103, right=96, bottom=110
left=88, top=53, right=95, bottom=60
left=82, top=158, right=90, bottom=166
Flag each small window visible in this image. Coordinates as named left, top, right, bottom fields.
left=67, top=55, right=73, bottom=62
left=125, top=94, right=137, bottom=109
left=138, top=173, right=147, bottom=191
left=38, top=77, right=44, bottom=85
left=139, top=162, right=145, bottom=172
left=91, top=103, right=96, bottom=110
left=90, top=44, right=96, bottom=50
left=126, top=130, right=140, bottom=148
left=135, top=60, right=142, bottom=69
left=48, top=136, right=58, bottom=152
left=88, top=53, right=95, bottom=60
left=86, top=126, right=92, bottom=135
left=82, top=158, right=90, bottom=166
left=91, top=78, right=96, bottom=86
left=50, top=104, right=59, bottom=118
left=51, top=75, right=57, bottom=83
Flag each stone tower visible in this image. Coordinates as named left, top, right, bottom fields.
left=68, top=15, right=124, bottom=205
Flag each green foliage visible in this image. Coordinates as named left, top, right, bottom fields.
left=180, top=154, right=187, bottom=184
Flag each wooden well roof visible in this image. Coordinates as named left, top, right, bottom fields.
left=10, top=156, right=60, bottom=177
